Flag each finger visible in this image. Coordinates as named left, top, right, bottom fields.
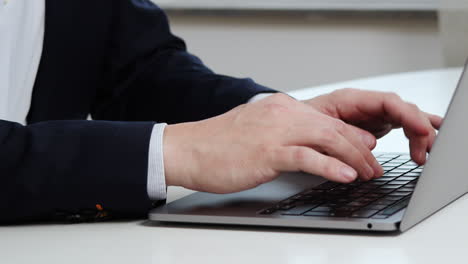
left=408, top=133, right=427, bottom=165
left=275, top=146, right=358, bottom=183
left=289, top=102, right=377, bottom=149
left=335, top=121, right=383, bottom=178
left=425, top=112, right=443, bottom=130
left=380, top=95, right=433, bottom=162
left=285, top=104, right=380, bottom=179
left=312, top=129, right=376, bottom=181
left=373, top=124, right=394, bottom=139
left=404, top=118, right=435, bottom=164
left=383, top=95, right=431, bottom=137
left=398, top=103, right=434, bottom=163
left=283, top=114, right=377, bottom=181
left=345, top=124, right=377, bottom=150
left=426, top=127, right=437, bottom=153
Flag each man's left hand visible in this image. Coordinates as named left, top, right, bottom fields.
left=302, top=88, right=443, bottom=165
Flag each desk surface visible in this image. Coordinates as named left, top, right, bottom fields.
left=1, top=68, right=466, bottom=264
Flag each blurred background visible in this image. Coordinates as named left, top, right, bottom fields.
left=153, top=0, right=468, bottom=92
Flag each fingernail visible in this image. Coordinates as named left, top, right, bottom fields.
left=340, top=167, right=357, bottom=181
left=366, top=165, right=375, bottom=179
left=420, top=150, right=427, bottom=163
left=375, top=165, right=384, bottom=177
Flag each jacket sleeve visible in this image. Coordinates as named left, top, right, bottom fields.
left=92, top=0, right=276, bottom=124
left=0, top=119, right=155, bottom=223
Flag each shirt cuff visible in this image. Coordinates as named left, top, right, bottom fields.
left=147, top=123, right=168, bottom=201
left=248, top=93, right=274, bottom=103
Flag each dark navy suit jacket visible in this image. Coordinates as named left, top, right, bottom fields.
left=0, top=0, right=275, bottom=223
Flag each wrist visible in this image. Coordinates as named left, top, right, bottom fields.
left=163, top=122, right=199, bottom=188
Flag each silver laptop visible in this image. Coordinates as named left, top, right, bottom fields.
left=149, top=63, right=468, bottom=233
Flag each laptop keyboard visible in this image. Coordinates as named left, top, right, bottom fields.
left=259, top=154, right=422, bottom=219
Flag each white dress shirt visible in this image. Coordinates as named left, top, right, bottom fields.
left=0, top=0, right=44, bottom=124
left=0, top=0, right=272, bottom=202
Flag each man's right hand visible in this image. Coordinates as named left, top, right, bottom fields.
left=163, top=93, right=382, bottom=194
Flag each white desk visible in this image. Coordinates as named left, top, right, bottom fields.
left=1, top=68, right=466, bottom=264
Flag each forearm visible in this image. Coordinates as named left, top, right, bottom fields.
left=0, top=120, right=154, bottom=223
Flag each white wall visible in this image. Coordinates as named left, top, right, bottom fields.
left=439, top=8, right=468, bottom=67
left=166, top=12, right=443, bottom=92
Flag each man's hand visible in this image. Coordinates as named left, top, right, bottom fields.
left=163, top=90, right=442, bottom=194
left=303, top=88, right=443, bottom=165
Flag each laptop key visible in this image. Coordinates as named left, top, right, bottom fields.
left=364, top=193, right=386, bottom=198
left=311, top=206, right=333, bottom=212
left=398, top=165, right=418, bottom=169
left=304, top=211, right=329, bottom=217
left=367, top=181, right=387, bottom=186
left=380, top=185, right=402, bottom=189
left=355, top=197, right=378, bottom=204
left=373, top=188, right=395, bottom=194
left=392, top=160, right=410, bottom=164
left=365, top=204, right=388, bottom=210
left=388, top=180, right=411, bottom=185
left=374, top=177, right=395, bottom=182
left=399, top=187, right=414, bottom=192
left=384, top=162, right=402, bottom=166
left=302, top=190, right=325, bottom=196
left=372, top=214, right=390, bottom=219
left=314, top=182, right=340, bottom=190
left=392, top=191, right=413, bottom=196
left=281, top=205, right=317, bottom=215
left=335, top=206, right=359, bottom=212
left=377, top=158, right=391, bottom=162
left=379, top=198, right=410, bottom=216
left=383, top=172, right=404, bottom=177
left=351, top=209, right=379, bottom=218
left=348, top=193, right=364, bottom=199
left=295, top=195, right=320, bottom=202
left=372, top=199, right=396, bottom=205
left=347, top=201, right=367, bottom=207
left=397, top=176, right=418, bottom=181
left=378, top=154, right=399, bottom=158
left=385, top=195, right=404, bottom=201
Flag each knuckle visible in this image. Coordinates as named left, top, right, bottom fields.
left=293, top=147, right=308, bottom=166
left=334, top=120, right=347, bottom=133
left=258, top=143, right=271, bottom=154
left=341, top=88, right=358, bottom=93
left=363, top=151, right=379, bottom=165
left=342, top=146, right=365, bottom=166
left=386, top=92, right=401, bottom=102
left=319, top=128, right=339, bottom=145
left=270, top=93, right=293, bottom=104
left=363, top=150, right=376, bottom=162
left=263, top=103, right=289, bottom=118
left=408, top=102, right=420, bottom=111
left=333, top=88, right=356, bottom=95
left=322, top=160, right=337, bottom=177
left=354, top=149, right=368, bottom=164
